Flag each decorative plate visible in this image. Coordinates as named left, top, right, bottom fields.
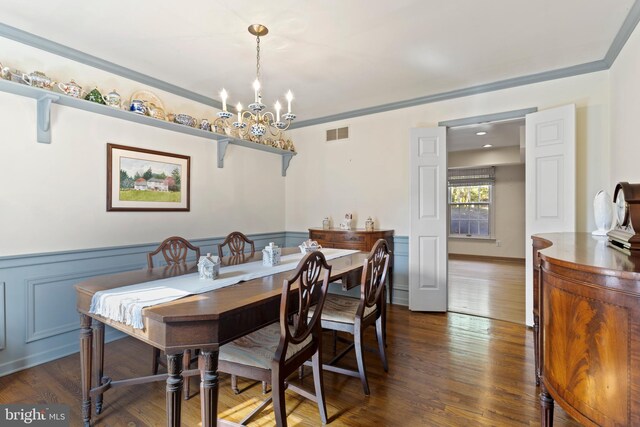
left=130, top=90, right=165, bottom=111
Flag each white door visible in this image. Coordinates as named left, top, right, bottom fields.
left=409, top=127, right=448, bottom=311
left=524, top=104, right=576, bottom=325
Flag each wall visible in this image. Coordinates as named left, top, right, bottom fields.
left=0, top=37, right=287, bottom=256
left=448, top=164, right=526, bottom=259
left=0, top=38, right=287, bottom=375
left=287, top=71, right=610, bottom=322
left=448, top=146, right=521, bottom=168
left=610, top=14, right=640, bottom=187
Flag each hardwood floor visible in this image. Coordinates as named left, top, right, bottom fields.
left=448, top=254, right=526, bottom=324
left=0, top=306, right=578, bottom=426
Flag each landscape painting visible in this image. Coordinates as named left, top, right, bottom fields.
left=107, top=144, right=190, bottom=211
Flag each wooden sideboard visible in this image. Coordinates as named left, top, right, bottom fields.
left=309, top=228, right=395, bottom=303
left=532, top=233, right=640, bottom=426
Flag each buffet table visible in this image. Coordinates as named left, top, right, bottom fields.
left=532, top=233, right=640, bottom=426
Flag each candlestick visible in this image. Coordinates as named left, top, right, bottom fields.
left=236, top=103, right=242, bottom=123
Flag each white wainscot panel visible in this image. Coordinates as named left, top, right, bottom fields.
left=418, top=236, right=439, bottom=290
left=536, top=156, right=564, bottom=220
left=419, top=166, right=438, bottom=219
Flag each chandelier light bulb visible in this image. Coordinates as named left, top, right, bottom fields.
left=220, top=89, right=228, bottom=112
left=286, top=90, right=293, bottom=113
left=275, top=100, right=282, bottom=122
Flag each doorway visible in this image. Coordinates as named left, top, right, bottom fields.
left=409, top=105, right=575, bottom=324
left=445, top=118, right=526, bottom=324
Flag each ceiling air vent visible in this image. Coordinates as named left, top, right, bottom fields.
left=326, top=126, right=349, bottom=142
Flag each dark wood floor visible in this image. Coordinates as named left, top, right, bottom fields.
left=0, top=306, right=578, bottom=426
left=448, top=254, right=526, bottom=324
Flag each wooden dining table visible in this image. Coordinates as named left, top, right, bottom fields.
left=75, top=248, right=368, bottom=427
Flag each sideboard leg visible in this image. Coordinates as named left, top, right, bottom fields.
left=200, top=350, right=219, bottom=427
left=540, top=385, right=554, bottom=426
left=534, top=313, right=540, bottom=386
left=79, top=314, right=93, bottom=427
left=166, top=352, right=184, bottom=427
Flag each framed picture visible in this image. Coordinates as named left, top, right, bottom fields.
left=107, top=143, right=190, bottom=211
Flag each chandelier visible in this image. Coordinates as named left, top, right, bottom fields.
left=215, top=24, right=296, bottom=149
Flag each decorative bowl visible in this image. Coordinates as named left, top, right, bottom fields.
left=174, top=113, right=197, bottom=127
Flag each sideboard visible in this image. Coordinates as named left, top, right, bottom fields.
left=309, top=228, right=395, bottom=303
left=532, top=232, right=640, bottom=426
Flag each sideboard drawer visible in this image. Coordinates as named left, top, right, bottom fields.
left=310, top=231, right=331, bottom=242
left=333, top=241, right=367, bottom=251
left=340, top=233, right=366, bottom=243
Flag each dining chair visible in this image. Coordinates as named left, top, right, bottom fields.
left=147, top=236, right=200, bottom=400
left=218, top=231, right=256, bottom=258
left=218, top=231, right=262, bottom=393
left=307, top=238, right=390, bottom=395
left=218, top=251, right=331, bottom=427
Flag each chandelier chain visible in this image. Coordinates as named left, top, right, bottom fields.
left=256, top=35, right=261, bottom=82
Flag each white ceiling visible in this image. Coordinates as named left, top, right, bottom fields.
left=0, top=1, right=635, bottom=122
left=447, top=119, right=524, bottom=152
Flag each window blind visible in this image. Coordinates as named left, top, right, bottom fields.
left=447, top=166, right=495, bottom=186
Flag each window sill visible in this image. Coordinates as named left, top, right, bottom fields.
left=448, top=236, right=496, bottom=242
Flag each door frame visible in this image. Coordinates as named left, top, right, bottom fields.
left=437, top=107, right=537, bottom=321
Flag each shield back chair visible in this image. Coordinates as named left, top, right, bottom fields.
left=218, top=231, right=262, bottom=393
left=147, top=236, right=200, bottom=400
left=308, top=238, right=391, bottom=395
left=218, top=231, right=255, bottom=258
left=218, top=251, right=332, bottom=427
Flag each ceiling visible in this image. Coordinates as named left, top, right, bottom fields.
left=447, top=119, right=524, bottom=152
left=0, top=1, right=636, bottom=123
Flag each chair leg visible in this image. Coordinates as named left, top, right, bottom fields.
left=262, top=381, right=269, bottom=394
left=182, top=349, right=191, bottom=400
left=298, top=365, right=305, bottom=380
left=376, top=316, right=389, bottom=372
left=312, top=351, right=328, bottom=424
left=272, top=375, right=288, bottom=427
left=333, top=330, right=338, bottom=355
left=354, top=326, right=370, bottom=395
left=231, top=375, right=239, bottom=394
left=152, top=347, right=160, bottom=375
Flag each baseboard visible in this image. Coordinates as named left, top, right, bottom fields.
left=448, top=253, right=525, bottom=264
left=0, top=328, right=125, bottom=377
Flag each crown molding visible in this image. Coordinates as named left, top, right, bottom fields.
left=0, top=22, right=223, bottom=110
left=1, top=0, right=639, bottom=128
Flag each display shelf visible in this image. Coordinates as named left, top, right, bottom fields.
left=0, top=79, right=296, bottom=176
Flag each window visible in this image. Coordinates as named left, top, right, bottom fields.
left=448, top=167, right=495, bottom=238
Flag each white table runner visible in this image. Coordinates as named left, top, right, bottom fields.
left=89, top=248, right=358, bottom=329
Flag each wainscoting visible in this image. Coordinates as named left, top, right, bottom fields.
left=0, top=232, right=408, bottom=376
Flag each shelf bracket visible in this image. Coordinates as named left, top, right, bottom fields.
left=282, top=153, right=294, bottom=177
left=217, top=139, right=231, bottom=168
left=36, top=94, right=60, bottom=144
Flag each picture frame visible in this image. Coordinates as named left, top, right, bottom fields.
left=107, top=143, right=190, bottom=211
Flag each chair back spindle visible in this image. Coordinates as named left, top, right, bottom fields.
left=360, top=239, right=391, bottom=315
left=147, top=236, right=200, bottom=269
left=218, top=231, right=256, bottom=258
left=276, top=251, right=331, bottom=359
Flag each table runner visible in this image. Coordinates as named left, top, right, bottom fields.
left=89, top=248, right=358, bottom=329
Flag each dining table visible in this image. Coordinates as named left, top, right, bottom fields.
left=75, top=247, right=369, bottom=427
